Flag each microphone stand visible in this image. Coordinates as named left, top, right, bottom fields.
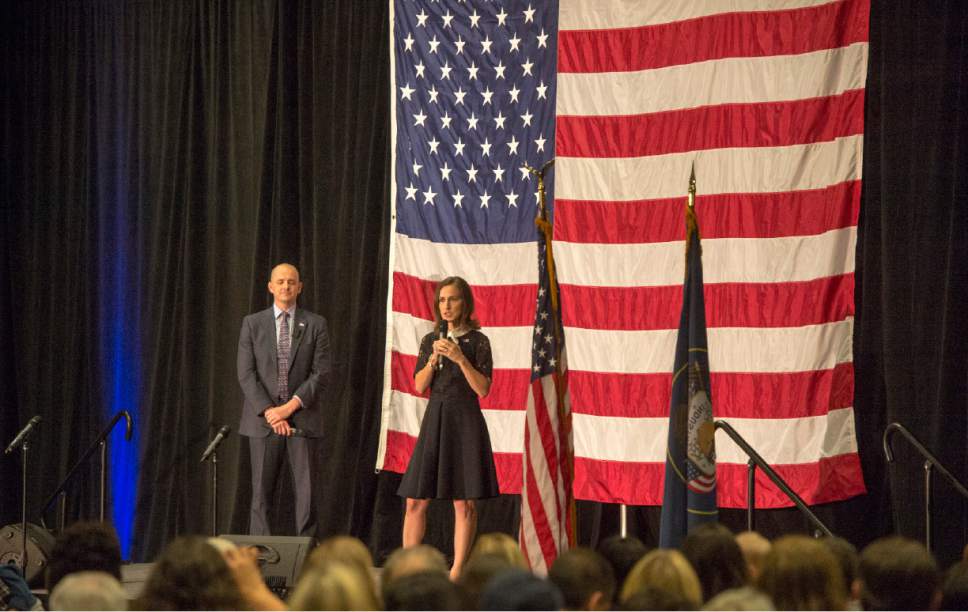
left=210, top=449, right=219, bottom=536
left=20, top=439, right=29, bottom=574
left=201, top=427, right=229, bottom=536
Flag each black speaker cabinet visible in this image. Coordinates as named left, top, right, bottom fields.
left=0, top=523, right=56, bottom=587
left=217, top=534, right=313, bottom=595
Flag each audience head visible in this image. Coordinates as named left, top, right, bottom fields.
left=821, top=536, right=861, bottom=603
left=682, top=522, right=749, bottom=601
left=301, top=536, right=378, bottom=603
left=288, top=559, right=380, bottom=610
left=735, top=531, right=772, bottom=582
left=620, top=548, right=702, bottom=609
left=383, top=570, right=463, bottom=611
left=548, top=547, right=616, bottom=610
left=596, top=535, right=648, bottom=588
left=469, top=532, right=529, bottom=569
left=46, top=521, right=122, bottom=591
left=859, top=536, right=940, bottom=611
left=136, top=535, right=244, bottom=610
left=756, top=534, right=845, bottom=611
left=479, top=568, right=565, bottom=611
left=305, top=535, right=375, bottom=576
left=619, top=585, right=696, bottom=611
left=382, top=545, right=449, bottom=603
left=48, top=571, right=127, bottom=611
left=458, top=552, right=517, bottom=609
left=701, top=586, right=775, bottom=611
left=941, top=561, right=968, bottom=610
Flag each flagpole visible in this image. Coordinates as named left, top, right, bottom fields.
left=521, top=158, right=577, bottom=567
left=529, top=158, right=577, bottom=548
left=622, top=165, right=696, bottom=542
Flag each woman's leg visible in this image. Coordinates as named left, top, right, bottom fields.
left=403, top=498, right=429, bottom=547
left=451, top=499, right=478, bottom=580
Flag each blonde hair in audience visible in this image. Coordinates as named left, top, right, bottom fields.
left=469, top=532, right=529, bottom=569
left=620, top=548, right=703, bottom=608
left=756, top=535, right=846, bottom=611
left=735, top=531, right=772, bottom=581
left=301, top=536, right=378, bottom=601
left=288, top=559, right=379, bottom=611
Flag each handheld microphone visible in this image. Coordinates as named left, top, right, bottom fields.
left=200, top=426, right=231, bottom=463
left=437, top=320, right=449, bottom=370
left=4, top=416, right=41, bottom=455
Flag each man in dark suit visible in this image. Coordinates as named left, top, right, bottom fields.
left=237, top=263, right=331, bottom=536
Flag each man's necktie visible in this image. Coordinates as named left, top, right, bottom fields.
left=277, top=312, right=291, bottom=401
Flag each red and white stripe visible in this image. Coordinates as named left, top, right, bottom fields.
left=555, top=0, right=868, bottom=507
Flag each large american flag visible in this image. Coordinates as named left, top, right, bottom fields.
left=380, top=0, right=868, bottom=510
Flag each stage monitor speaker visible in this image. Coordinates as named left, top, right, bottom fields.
left=0, top=523, right=56, bottom=587
left=218, top=534, right=313, bottom=597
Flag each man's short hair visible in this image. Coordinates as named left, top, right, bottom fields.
left=383, top=570, right=463, bottom=611
left=458, top=552, right=516, bottom=609
left=596, top=535, right=648, bottom=589
left=548, top=547, right=616, bottom=610
left=381, top=545, right=448, bottom=602
left=860, top=536, right=940, bottom=611
left=46, top=522, right=122, bottom=591
left=49, top=571, right=127, bottom=610
left=479, top=568, right=565, bottom=611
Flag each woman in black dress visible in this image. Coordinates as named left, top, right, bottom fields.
left=398, top=276, right=500, bottom=579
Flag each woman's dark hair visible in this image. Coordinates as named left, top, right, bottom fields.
left=46, top=521, right=122, bottom=591
left=597, top=535, right=649, bottom=589
left=136, top=536, right=244, bottom=610
left=433, top=276, right=480, bottom=330
left=681, top=523, right=749, bottom=601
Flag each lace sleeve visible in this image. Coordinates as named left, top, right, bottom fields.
left=475, top=333, right=493, bottom=380
left=414, top=333, right=433, bottom=377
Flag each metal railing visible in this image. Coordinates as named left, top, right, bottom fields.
left=715, top=420, right=833, bottom=537
left=40, top=411, right=133, bottom=531
left=883, top=422, right=968, bottom=553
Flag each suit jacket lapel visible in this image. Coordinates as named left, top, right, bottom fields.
left=288, top=312, right=306, bottom=371
left=263, top=308, right=278, bottom=387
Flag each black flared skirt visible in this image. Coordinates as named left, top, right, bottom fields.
left=397, top=396, right=500, bottom=500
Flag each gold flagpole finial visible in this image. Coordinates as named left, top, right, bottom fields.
left=688, top=161, right=696, bottom=209
left=685, top=161, right=700, bottom=266
left=526, top=158, right=560, bottom=310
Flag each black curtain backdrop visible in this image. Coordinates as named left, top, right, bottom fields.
left=2, top=0, right=967, bottom=567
